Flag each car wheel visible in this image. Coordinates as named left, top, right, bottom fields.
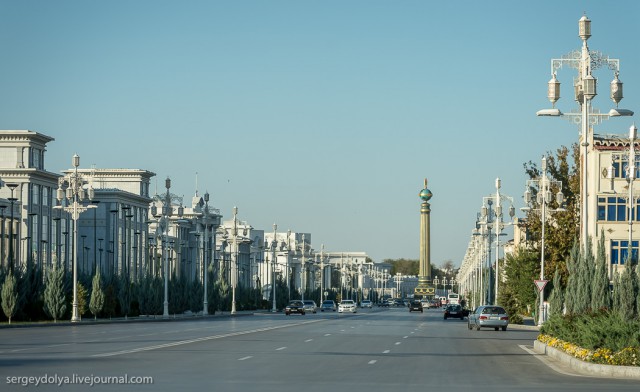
left=494, top=327, right=499, bottom=331
left=460, top=316, right=464, bottom=320
left=476, top=324, right=481, bottom=331
left=302, top=312, right=306, bottom=315
left=444, top=315, right=447, bottom=320
left=502, top=326, right=507, bottom=331
left=467, top=322, right=472, bottom=330
left=420, top=310, right=423, bottom=313
left=313, top=311, right=316, bottom=314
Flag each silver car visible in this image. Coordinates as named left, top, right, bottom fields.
left=468, top=305, right=509, bottom=331
left=338, top=300, right=357, bottom=313
left=302, top=300, right=317, bottom=314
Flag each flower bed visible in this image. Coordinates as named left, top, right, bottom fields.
left=538, top=334, right=640, bottom=367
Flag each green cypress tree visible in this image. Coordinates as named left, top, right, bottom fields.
left=612, top=271, right=622, bottom=311
left=1, top=271, right=18, bottom=324
left=574, top=239, right=594, bottom=313
left=564, top=242, right=580, bottom=314
left=43, top=262, right=67, bottom=322
left=617, top=265, right=635, bottom=319
left=548, top=269, right=564, bottom=316
left=89, top=270, right=104, bottom=320
left=117, top=274, right=131, bottom=317
left=591, top=235, right=611, bottom=312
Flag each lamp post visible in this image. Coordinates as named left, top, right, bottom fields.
left=6, top=183, right=18, bottom=273
left=523, top=156, right=565, bottom=326
left=271, top=223, right=278, bottom=312
left=55, top=154, right=97, bottom=322
left=150, top=177, right=175, bottom=318
left=476, top=179, right=515, bottom=305
left=537, top=14, right=633, bottom=251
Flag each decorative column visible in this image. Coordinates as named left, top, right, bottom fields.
left=414, top=178, right=434, bottom=298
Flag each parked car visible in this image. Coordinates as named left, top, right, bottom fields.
left=302, top=300, right=317, bottom=314
left=320, top=300, right=336, bottom=312
left=338, top=300, right=357, bottom=313
left=360, top=300, right=373, bottom=308
left=467, top=305, right=509, bottom=331
left=444, top=304, right=464, bottom=320
left=378, top=301, right=390, bottom=307
left=409, top=300, right=423, bottom=313
left=284, top=300, right=306, bottom=316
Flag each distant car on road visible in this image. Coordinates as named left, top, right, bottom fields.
left=302, top=300, right=317, bottom=314
left=444, top=304, right=464, bottom=320
left=378, top=301, right=390, bottom=307
left=360, top=300, right=373, bottom=308
left=338, top=300, right=357, bottom=313
left=320, top=300, right=336, bottom=312
left=285, top=300, right=306, bottom=316
left=467, top=305, right=509, bottom=331
left=409, top=300, right=423, bottom=313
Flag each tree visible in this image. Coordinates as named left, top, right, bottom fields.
left=548, top=269, right=564, bottom=317
left=499, top=250, right=539, bottom=317
left=43, top=262, right=67, bottom=322
left=591, top=235, right=611, bottom=312
left=522, top=145, right=580, bottom=286
left=89, top=270, right=104, bottom=320
left=564, top=242, right=580, bottom=315
left=574, top=238, right=594, bottom=314
left=615, top=264, right=636, bottom=319
left=1, top=271, right=18, bottom=324
left=77, top=282, right=88, bottom=319
left=117, top=274, right=131, bottom=317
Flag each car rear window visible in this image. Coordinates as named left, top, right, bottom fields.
left=481, top=307, right=505, bottom=314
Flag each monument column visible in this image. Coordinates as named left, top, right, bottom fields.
left=415, top=179, right=434, bottom=298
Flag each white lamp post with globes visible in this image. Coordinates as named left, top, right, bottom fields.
left=55, top=154, right=97, bottom=322
left=537, top=14, right=633, bottom=250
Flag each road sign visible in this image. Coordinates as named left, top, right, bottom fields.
left=534, top=280, right=548, bottom=292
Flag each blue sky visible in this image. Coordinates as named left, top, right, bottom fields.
left=1, top=1, right=639, bottom=267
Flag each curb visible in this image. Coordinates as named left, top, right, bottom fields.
left=533, top=340, right=640, bottom=379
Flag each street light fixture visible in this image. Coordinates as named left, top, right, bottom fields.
left=55, top=154, right=97, bottom=322
left=522, top=156, right=565, bottom=326
left=537, top=14, right=633, bottom=251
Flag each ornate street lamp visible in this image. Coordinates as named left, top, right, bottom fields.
left=537, top=14, right=633, bottom=251
left=55, top=154, right=97, bottom=322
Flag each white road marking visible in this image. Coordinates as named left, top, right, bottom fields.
left=93, top=320, right=322, bottom=357
left=276, top=347, right=287, bottom=351
left=395, top=342, right=401, bottom=345
left=238, top=356, right=253, bottom=361
left=368, top=360, right=377, bottom=365
left=305, top=339, right=313, bottom=342
left=324, top=334, right=331, bottom=336
left=383, top=350, right=390, bottom=354
left=403, top=336, right=409, bottom=339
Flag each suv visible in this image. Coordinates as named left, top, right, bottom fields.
left=444, top=304, right=464, bottom=320
left=360, top=300, right=373, bottom=308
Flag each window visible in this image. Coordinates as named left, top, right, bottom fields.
left=597, top=197, right=640, bottom=222
left=610, top=240, right=638, bottom=265
left=611, top=156, right=640, bottom=180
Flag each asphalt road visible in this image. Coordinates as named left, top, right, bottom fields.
left=1, top=307, right=638, bottom=391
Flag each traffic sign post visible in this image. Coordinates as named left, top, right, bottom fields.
left=534, top=280, right=548, bottom=292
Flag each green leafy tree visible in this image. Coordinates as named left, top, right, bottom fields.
left=499, top=250, right=539, bottom=317
left=1, top=271, right=18, bottom=323
left=522, top=145, right=580, bottom=286
left=43, top=262, right=67, bottom=322
left=216, top=276, right=230, bottom=312
left=384, top=258, right=418, bottom=276
left=591, top=235, right=611, bottom=312
left=89, top=270, right=104, bottom=320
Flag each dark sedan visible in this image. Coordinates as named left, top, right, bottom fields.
left=444, top=304, right=465, bottom=320
left=409, top=300, right=423, bottom=313
left=284, top=300, right=306, bottom=316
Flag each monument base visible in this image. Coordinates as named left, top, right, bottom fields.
left=414, top=285, right=435, bottom=299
